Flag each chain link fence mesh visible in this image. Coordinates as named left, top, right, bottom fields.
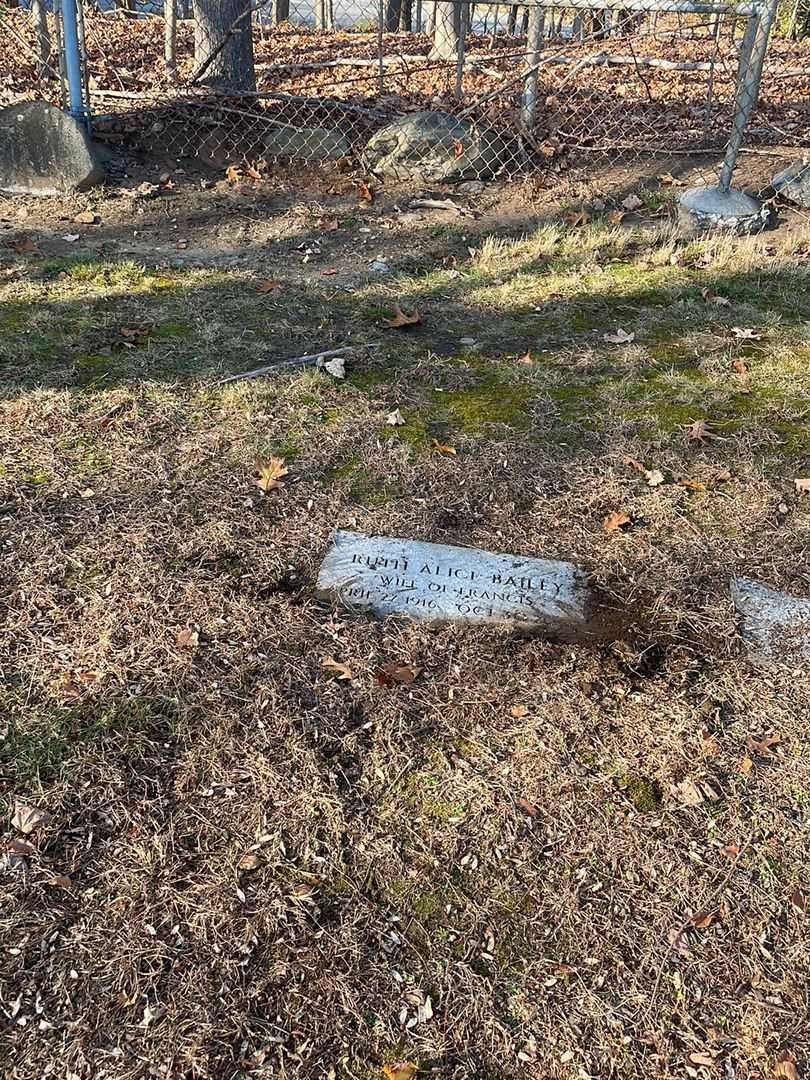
left=1, top=0, right=809, bottom=194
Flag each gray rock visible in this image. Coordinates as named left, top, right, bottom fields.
left=317, top=529, right=621, bottom=641
left=678, top=186, right=768, bottom=236
left=362, top=111, right=511, bottom=182
left=264, top=126, right=350, bottom=162
left=0, top=101, right=104, bottom=197
left=773, top=159, right=810, bottom=208
left=731, top=577, right=810, bottom=668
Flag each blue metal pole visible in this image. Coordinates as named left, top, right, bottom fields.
left=60, top=0, right=86, bottom=124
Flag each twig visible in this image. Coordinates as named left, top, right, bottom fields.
left=212, top=344, right=377, bottom=386
left=409, top=198, right=476, bottom=216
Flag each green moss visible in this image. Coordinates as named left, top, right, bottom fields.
left=154, top=320, right=192, bottom=339
left=435, top=374, right=532, bottom=434
left=0, top=304, right=26, bottom=331
left=616, top=772, right=662, bottom=812
left=324, top=457, right=402, bottom=506
left=426, top=799, right=466, bottom=822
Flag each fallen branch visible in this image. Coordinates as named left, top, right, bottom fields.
left=409, top=198, right=476, bottom=216
left=213, top=344, right=377, bottom=386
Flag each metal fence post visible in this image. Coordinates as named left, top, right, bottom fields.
left=718, top=0, right=778, bottom=191
left=60, top=0, right=87, bottom=126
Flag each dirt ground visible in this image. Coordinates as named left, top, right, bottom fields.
left=2, top=163, right=810, bottom=1080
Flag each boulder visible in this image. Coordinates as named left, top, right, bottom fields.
left=772, top=159, right=810, bottom=208
left=0, top=101, right=104, bottom=197
left=264, top=126, right=350, bottom=162
left=362, top=111, right=510, bottom=182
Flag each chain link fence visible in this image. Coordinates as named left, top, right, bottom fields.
left=1, top=0, right=809, bottom=194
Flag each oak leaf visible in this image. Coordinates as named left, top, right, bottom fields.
left=774, top=1052, right=800, bottom=1080
left=603, top=511, right=631, bottom=533
left=255, top=457, right=288, bottom=493
left=357, top=179, right=374, bottom=205
left=603, top=328, right=635, bottom=344
left=383, top=1064, right=418, bottom=1080
left=225, top=164, right=243, bottom=183
left=386, top=408, right=406, bottom=426
left=607, top=209, right=626, bottom=225
left=176, top=627, right=199, bottom=649
left=10, top=236, right=41, bottom=255
left=385, top=305, right=421, bottom=329
left=685, top=419, right=713, bottom=443
left=731, top=358, right=749, bottom=376
left=702, top=287, right=730, bottom=307
left=730, top=326, right=760, bottom=340
left=321, top=656, right=353, bottom=680
left=12, top=802, right=51, bottom=834
left=564, top=208, right=590, bottom=227
left=645, top=469, right=665, bottom=487
left=256, top=279, right=280, bottom=294
left=376, top=662, right=420, bottom=686
left=431, top=439, right=456, bottom=455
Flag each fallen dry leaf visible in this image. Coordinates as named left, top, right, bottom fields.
left=685, top=419, right=713, bottom=443
left=740, top=755, right=754, bottom=776
left=225, top=164, right=243, bottom=183
left=794, top=478, right=810, bottom=495
left=256, top=279, right=281, bottom=294
left=774, top=1052, right=800, bottom=1080
left=678, top=478, right=707, bottom=492
left=564, top=208, right=590, bottom=227
left=10, top=235, right=41, bottom=255
left=603, top=328, right=635, bottom=344
left=645, top=468, right=665, bottom=487
left=322, top=356, right=346, bottom=379
left=176, top=627, right=199, bottom=649
left=73, top=209, right=97, bottom=225
left=722, top=843, right=741, bottom=858
left=658, top=172, right=684, bottom=186
left=322, top=267, right=339, bottom=276
left=730, top=326, right=761, bottom=340
left=386, top=408, right=406, bottom=426
left=516, top=351, right=534, bottom=365
left=603, top=511, right=631, bottom=533
left=321, top=655, right=353, bottom=680
left=691, top=910, right=715, bottom=929
left=7, top=837, right=35, bottom=867
left=622, top=455, right=646, bottom=475
left=12, top=802, right=51, bottom=835
left=747, top=732, right=782, bottom=756
left=731, top=358, right=749, bottom=376
left=385, top=305, right=421, bottom=329
left=510, top=704, right=530, bottom=718
left=255, top=457, right=288, bottom=493
left=431, top=439, right=457, bottom=455
left=516, top=797, right=539, bottom=817
left=318, top=215, right=339, bottom=231
left=45, top=874, right=74, bottom=890
left=607, top=209, right=626, bottom=225
left=702, top=287, right=731, bottom=307
left=357, top=178, right=374, bottom=205
left=622, top=193, right=643, bottom=211
left=671, top=778, right=705, bottom=806
left=238, top=852, right=262, bottom=871
left=383, top=1063, right=418, bottom=1080
left=376, top=662, right=420, bottom=686
left=789, top=887, right=806, bottom=914
left=689, top=1051, right=717, bottom=1067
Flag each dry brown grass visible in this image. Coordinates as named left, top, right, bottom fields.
left=2, top=186, right=810, bottom=1079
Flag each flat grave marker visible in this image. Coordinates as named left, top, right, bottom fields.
left=731, top=577, right=810, bottom=668
left=317, top=530, right=615, bottom=641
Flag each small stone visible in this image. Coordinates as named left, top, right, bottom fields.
left=731, top=577, right=810, bottom=668
left=73, top=210, right=97, bottom=224
left=317, top=530, right=621, bottom=642
left=0, top=101, right=104, bottom=197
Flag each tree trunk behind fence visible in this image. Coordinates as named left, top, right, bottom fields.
left=315, top=0, right=334, bottom=28
left=192, top=0, right=257, bottom=91
left=507, top=4, right=517, bottom=34
left=273, top=0, right=290, bottom=24
left=400, top=0, right=413, bottom=31
left=386, top=0, right=402, bottom=30
left=431, top=1, right=460, bottom=57
left=164, top=0, right=177, bottom=82
left=31, top=0, right=52, bottom=81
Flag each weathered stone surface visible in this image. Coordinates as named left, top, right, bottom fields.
left=678, top=186, right=768, bottom=236
left=264, top=126, right=350, bottom=162
left=362, top=111, right=510, bottom=182
left=731, top=577, right=810, bottom=668
left=772, top=159, right=810, bottom=208
left=0, top=101, right=104, bottom=197
left=317, top=530, right=612, bottom=640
